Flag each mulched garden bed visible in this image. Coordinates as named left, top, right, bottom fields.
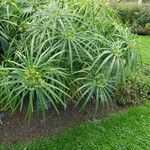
left=0, top=101, right=129, bottom=145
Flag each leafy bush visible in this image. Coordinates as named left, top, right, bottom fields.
left=0, top=0, right=138, bottom=118
left=112, top=3, right=150, bottom=35
left=115, top=65, right=150, bottom=106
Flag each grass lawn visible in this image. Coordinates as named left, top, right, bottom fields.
left=8, top=102, right=150, bottom=150
left=137, top=36, right=150, bottom=64
left=2, top=36, right=150, bottom=150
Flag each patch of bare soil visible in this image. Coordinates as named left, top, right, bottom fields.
left=0, top=102, right=127, bottom=145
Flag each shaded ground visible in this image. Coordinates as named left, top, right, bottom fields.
left=0, top=102, right=126, bottom=145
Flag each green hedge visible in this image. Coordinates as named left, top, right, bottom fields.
left=112, top=3, right=150, bottom=35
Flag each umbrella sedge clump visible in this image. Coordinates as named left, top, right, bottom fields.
left=0, top=0, right=138, bottom=119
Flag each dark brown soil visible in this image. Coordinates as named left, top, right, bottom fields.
left=0, top=102, right=127, bottom=145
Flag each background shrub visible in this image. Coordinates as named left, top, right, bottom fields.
left=115, top=65, right=150, bottom=106
left=112, top=3, right=150, bottom=35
